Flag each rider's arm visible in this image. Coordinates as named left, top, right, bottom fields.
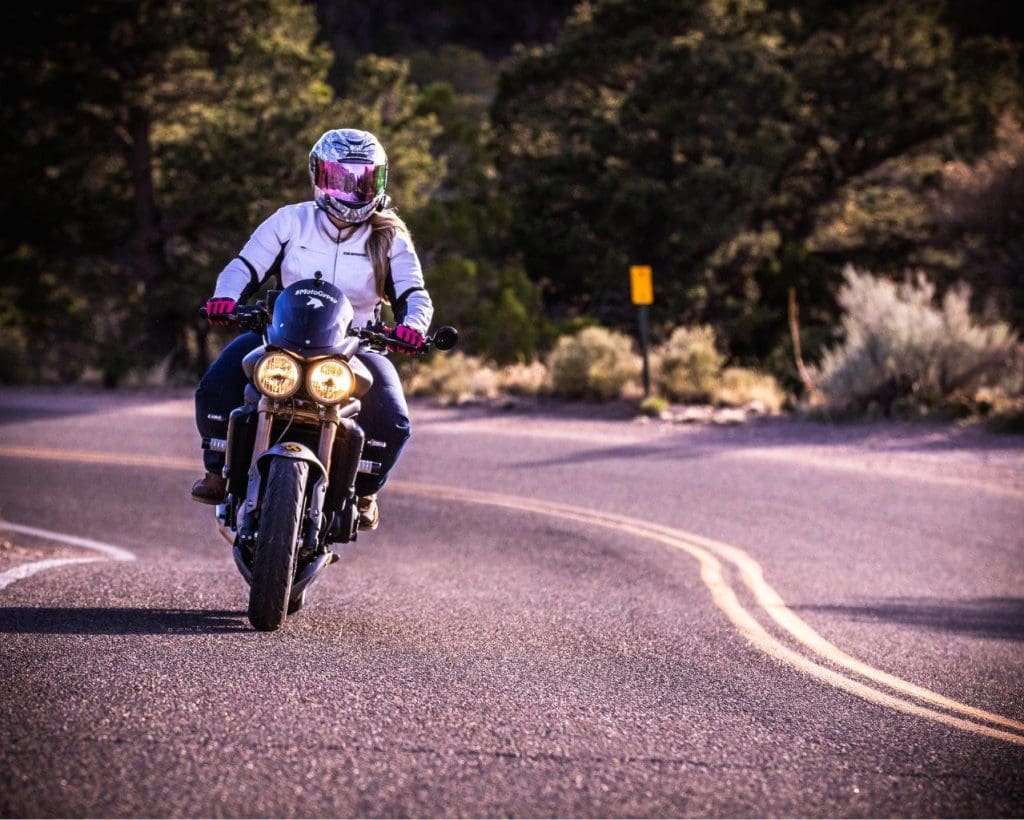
left=213, top=206, right=296, bottom=302
left=386, top=233, right=434, bottom=336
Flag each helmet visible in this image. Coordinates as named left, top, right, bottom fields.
left=309, top=128, right=389, bottom=224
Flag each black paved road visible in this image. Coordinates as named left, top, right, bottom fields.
left=0, top=388, right=1022, bottom=817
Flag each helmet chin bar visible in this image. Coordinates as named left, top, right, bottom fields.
left=315, top=190, right=379, bottom=224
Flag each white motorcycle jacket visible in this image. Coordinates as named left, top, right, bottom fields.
left=213, top=201, right=433, bottom=334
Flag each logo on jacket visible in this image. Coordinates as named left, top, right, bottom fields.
left=306, top=296, right=325, bottom=309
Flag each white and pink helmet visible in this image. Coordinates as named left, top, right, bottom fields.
left=309, top=128, right=389, bottom=224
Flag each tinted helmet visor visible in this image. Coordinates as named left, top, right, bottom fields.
left=312, top=158, right=385, bottom=205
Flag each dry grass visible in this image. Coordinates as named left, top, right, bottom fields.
left=714, top=367, right=786, bottom=412
left=405, top=352, right=500, bottom=405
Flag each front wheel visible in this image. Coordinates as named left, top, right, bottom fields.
left=248, top=457, right=309, bottom=631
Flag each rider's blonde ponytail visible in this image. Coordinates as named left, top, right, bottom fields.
left=367, top=209, right=412, bottom=300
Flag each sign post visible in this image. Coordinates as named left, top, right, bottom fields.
left=630, top=265, right=653, bottom=397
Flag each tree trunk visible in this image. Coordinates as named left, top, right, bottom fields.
left=127, top=105, right=163, bottom=283
left=125, top=104, right=180, bottom=368
left=788, top=286, right=815, bottom=395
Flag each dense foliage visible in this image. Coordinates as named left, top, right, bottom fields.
left=1, top=0, right=372, bottom=383
left=491, top=0, right=1021, bottom=382
left=1, top=0, right=1020, bottom=406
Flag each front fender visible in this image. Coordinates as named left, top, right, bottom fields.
left=255, top=442, right=326, bottom=484
left=239, top=443, right=327, bottom=535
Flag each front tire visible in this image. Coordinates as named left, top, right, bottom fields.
left=248, top=458, right=309, bottom=631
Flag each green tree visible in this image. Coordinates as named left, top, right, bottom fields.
left=930, top=116, right=1024, bottom=328
left=492, top=0, right=799, bottom=322
left=401, top=45, right=550, bottom=363
left=0, top=2, right=442, bottom=384
left=491, top=0, right=1019, bottom=381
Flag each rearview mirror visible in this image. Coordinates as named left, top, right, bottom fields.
left=432, top=326, right=459, bottom=351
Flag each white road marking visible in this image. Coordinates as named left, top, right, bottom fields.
left=0, top=557, right=101, bottom=591
left=0, top=521, right=137, bottom=592
left=0, top=521, right=137, bottom=562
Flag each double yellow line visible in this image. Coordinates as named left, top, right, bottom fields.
left=2, top=444, right=1022, bottom=745
left=393, top=482, right=1024, bottom=745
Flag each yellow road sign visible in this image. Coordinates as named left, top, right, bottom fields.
left=630, top=265, right=653, bottom=305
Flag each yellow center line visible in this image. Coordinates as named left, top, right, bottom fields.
left=0, top=445, right=196, bottom=471
left=393, top=482, right=1024, bottom=746
left=664, top=526, right=1024, bottom=735
left=2, top=444, right=1021, bottom=744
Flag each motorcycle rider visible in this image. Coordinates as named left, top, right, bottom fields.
left=191, top=128, right=433, bottom=530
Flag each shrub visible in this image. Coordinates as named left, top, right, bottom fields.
left=714, top=367, right=786, bottom=412
left=497, top=360, right=551, bottom=397
left=404, top=355, right=553, bottom=404
left=405, top=352, right=499, bottom=406
left=976, top=362, right=1024, bottom=431
left=655, top=325, right=725, bottom=402
left=812, top=266, right=1020, bottom=417
left=547, top=326, right=641, bottom=400
left=639, top=395, right=669, bottom=417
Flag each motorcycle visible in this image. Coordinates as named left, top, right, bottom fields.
left=200, top=274, right=458, bottom=631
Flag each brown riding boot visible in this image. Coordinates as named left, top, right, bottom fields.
left=191, top=472, right=227, bottom=505
left=357, top=494, right=379, bottom=530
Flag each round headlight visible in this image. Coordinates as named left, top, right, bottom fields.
left=306, top=358, right=355, bottom=404
left=254, top=352, right=301, bottom=399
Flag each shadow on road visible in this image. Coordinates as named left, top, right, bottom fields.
left=414, top=398, right=1024, bottom=471
left=0, top=387, right=191, bottom=428
left=0, top=405, right=108, bottom=428
left=798, top=597, right=1024, bottom=641
left=501, top=419, right=1024, bottom=470
left=0, top=606, right=250, bottom=635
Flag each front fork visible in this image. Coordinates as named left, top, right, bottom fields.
left=238, top=398, right=342, bottom=551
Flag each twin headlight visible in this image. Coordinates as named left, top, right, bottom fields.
left=306, top=358, right=355, bottom=404
left=253, top=353, right=354, bottom=404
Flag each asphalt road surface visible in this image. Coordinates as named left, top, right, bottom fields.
left=1, top=388, right=1022, bottom=817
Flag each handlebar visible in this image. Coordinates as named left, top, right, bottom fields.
left=198, top=304, right=269, bottom=332
left=350, top=323, right=459, bottom=355
left=198, top=305, right=458, bottom=355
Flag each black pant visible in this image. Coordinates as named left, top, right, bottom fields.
left=194, top=332, right=411, bottom=496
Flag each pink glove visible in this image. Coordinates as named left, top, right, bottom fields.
left=388, top=324, right=424, bottom=355
left=205, top=298, right=237, bottom=327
